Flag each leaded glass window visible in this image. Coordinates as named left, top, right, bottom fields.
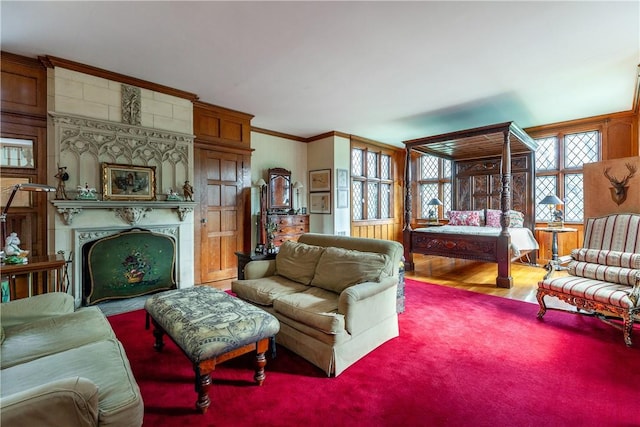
left=417, top=154, right=451, bottom=220
left=351, top=146, right=393, bottom=221
left=534, top=130, right=600, bottom=223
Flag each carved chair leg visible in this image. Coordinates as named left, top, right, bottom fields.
left=194, top=363, right=213, bottom=414
left=623, top=313, right=634, bottom=347
left=536, top=289, right=547, bottom=319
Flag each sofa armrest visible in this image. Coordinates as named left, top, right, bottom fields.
left=0, top=292, right=75, bottom=328
left=0, top=376, right=99, bottom=427
left=244, top=260, right=277, bottom=280
left=338, top=277, right=398, bottom=335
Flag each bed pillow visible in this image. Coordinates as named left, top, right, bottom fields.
left=486, top=209, right=525, bottom=228
left=447, top=210, right=481, bottom=226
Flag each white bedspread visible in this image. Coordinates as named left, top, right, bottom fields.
left=414, top=225, right=539, bottom=257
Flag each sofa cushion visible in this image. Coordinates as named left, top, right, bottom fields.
left=0, top=338, right=143, bottom=427
left=539, top=275, right=635, bottom=309
left=232, top=275, right=310, bottom=306
left=275, top=241, right=325, bottom=285
left=571, top=248, right=640, bottom=269
left=568, top=261, right=639, bottom=287
left=1, top=307, right=115, bottom=369
left=273, top=287, right=345, bottom=334
left=311, top=247, right=389, bottom=294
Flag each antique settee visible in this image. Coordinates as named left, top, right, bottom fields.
left=537, top=213, right=640, bottom=346
left=0, top=293, right=143, bottom=426
left=231, top=233, right=403, bottom=376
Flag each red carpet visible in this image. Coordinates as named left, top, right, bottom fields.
left=108, top=280, right=639, bottom=427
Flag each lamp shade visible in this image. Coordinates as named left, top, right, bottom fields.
left=255, top=178, right=267, bottom=187
left=540, top=195, right=563, bottom=206
left=293, top=181, right=303, bottom=189
left=427, top=198, right=443, bottom=206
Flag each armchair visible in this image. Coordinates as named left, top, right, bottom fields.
left=536, top=213, right=640, bottom=346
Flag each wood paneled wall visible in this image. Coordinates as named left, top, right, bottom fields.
left=1, top=52, right=49, bottom=257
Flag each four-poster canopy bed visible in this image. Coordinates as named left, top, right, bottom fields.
left=402, top=122, right=539, bottom=288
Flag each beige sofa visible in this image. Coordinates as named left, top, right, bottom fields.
left=231, top=233, right=403, bottom=376
left=0, top=293, right=143, bottom=427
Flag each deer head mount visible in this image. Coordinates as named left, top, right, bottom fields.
left=604, top=163, right=637, bottom=205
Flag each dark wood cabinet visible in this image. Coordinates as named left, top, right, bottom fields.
left=267, top=214, right=309, bottom=246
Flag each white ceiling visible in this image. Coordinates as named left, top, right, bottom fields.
left=2, top=1, right=639, bottom=146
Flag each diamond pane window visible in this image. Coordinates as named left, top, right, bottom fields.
left=443, top=160, right=452, bottom=178
left=367, top=182, right=379, bottom=219
left=381, top=184, right=391, bottom=218
left=419, top=183, right=438, bottom=218
left=420, top=155, right=439, bottom=179
left=535, top=176, right=558, bottom=221
left=367, top=152, right=378, bottom=178
left=565, top=131, right=599, bottom=169
left=564, top=173, right=584, bottom=222
left=443, top=182, right=452, bottom=215
left=351, top=149, right=363, bottom=177
left=535, top=137, right=558, bottom=171
left=381, top=155, right=391, bottom=180
left=352, top=180, right=363, bottom=220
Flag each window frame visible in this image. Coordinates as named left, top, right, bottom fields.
left=533, top=125, right=602, bottom=224
left=350, top=142, right=395, bottom=222
left=416, top=154, right=452, bottom=220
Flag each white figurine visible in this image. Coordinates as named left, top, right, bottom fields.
left=4, top=232, right=23, bottom=256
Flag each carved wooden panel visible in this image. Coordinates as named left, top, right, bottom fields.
left=454, top=153, right=534, bottom=227
left=193, top=101, right=253, bottom=148
left=1, top=52, right=46, bottom=117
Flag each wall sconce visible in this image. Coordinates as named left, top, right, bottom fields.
left=1, top=183, right=56, bottom=255
left=292, top=181, right=303, bottom=212
left=539, top=194, right=564, bottom=227
left=427, top=197, right=443, bottom=223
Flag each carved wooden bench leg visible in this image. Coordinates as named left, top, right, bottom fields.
left=254, top=338, right=270, bottom=385
left=151, top=319, right=165, bottom=352
left=536, top=289, right=547, bottom=319
left=195, top=360, right=215, bottom=414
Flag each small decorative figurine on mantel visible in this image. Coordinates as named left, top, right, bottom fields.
left=54, top=166, right=69, bottom=200
left=183, top=180, right=194, bottom=202
left=76, top=183, right=98, bottom=200
left=166, top=188, right=182, bottom=201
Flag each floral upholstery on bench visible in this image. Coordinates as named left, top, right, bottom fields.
left=537, top=213, right=640, bottom=346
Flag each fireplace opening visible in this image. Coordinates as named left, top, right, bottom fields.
left=82, top=228, right=176, bottom=305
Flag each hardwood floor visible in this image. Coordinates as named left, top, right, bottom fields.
left=405, top=254, right=573, bottom=310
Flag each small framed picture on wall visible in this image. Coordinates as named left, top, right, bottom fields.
left=336, top=169, right=348, bottom=189
left=309, top=169, right=331, bottom=192
left=309, top=192, right=331, bottom=214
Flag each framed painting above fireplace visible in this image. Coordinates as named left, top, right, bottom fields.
left=102, top=162, right=156, bottom=201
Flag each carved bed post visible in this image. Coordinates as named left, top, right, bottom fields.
left=403, top=147, right=415, bottom=271
left=497, top=129, right=513, bottom=288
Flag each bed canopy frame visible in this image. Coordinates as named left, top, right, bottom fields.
left=403, top=121, right=538, bottom=288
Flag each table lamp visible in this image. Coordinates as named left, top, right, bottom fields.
left=539, top=194, right=564, bottom=227
left=1, top=182, right=56, bottom=259
left=254, top=179, right=268, bottom=253
left=427, top=197, right=443, bottom=223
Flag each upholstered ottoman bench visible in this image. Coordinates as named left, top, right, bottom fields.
left=144, top=286, right=280, bottom=413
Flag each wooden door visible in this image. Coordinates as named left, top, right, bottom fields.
left=195, top=148, right=247, bottom=284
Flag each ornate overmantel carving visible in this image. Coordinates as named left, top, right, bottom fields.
left=52, top=200, right=196, bottom=225
left=51, top=111, right=194, bottom=166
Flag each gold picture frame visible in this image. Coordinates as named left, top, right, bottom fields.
left=102, top=163, right=156, bottom=201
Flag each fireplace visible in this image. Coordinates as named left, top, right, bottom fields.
left=82, top=228, right=176, bottom=305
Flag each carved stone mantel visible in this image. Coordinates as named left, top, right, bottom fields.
left=51, top=200, right=197, bottom=225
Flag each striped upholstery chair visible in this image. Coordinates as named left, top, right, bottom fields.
left=537, top=213, right=640, bottom=346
